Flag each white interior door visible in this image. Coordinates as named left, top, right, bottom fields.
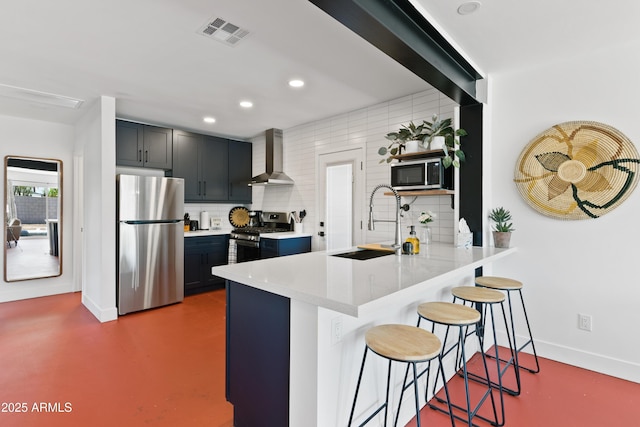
left=317, top=148, right=364, bottom=251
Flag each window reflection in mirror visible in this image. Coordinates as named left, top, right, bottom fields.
left=4, top=156, right=62, bottom=282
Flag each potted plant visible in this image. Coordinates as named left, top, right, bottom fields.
left=423, top=114, right=468, bottom=168
left=378, top=115, right=468, bottom=168
left=489, top=207, right=515, bottom=248
left=378, top=121, right=429, bottom=163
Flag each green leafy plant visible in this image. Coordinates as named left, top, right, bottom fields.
left=378, top=121, right=429, bottom=163
left=423, top=114, right=468, bottom=168
left=378, top=115, right=468, bottom=168
left=489, top=207, right=515, bottom=232
left=13, top=186, right=34, bottom=196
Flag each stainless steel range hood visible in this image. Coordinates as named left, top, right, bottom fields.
left=251, top=128, right=294, bottom=186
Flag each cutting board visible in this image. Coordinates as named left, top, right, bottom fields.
left=357, top=243, right=396, bottom=252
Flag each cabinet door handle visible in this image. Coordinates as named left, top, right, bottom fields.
left=145, top=150, right=148, bottom=163
left=203, top=181, right=206, bottom=196
left=198, top=181, right=201, bottom=195
left=138, top=149, right=142, bottom=162
left=318, top=231, right=325, bottom=237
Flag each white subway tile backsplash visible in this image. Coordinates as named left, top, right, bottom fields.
left=252, top=88, right=458, bottom=246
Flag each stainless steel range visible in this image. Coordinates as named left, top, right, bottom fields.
left=230, top=211, right=292, bottom=262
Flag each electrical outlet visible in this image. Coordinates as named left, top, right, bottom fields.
left=331, top=317, right=343, bottom=344
left=578, top=314, right=593, bottom=331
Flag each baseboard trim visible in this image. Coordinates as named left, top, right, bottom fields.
left=82, top=294, right=118, bottom=323
left=496, top=330, right=639, bottom=383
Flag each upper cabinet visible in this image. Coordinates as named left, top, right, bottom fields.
left=228, top=140, right=252, bottom=202
left=173, top=129, right=252, bottom=203
left=116, top=120, right=172, bottom=170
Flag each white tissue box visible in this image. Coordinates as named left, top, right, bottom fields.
left=457, top=232, right=473, bottom=248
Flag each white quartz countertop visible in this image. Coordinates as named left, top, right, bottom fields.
left=184, top=230, right=312, bottom=239
left=211, top=243, right=517, bottom=317
left=260, top=232, right=313, bottom=239
left=184, top=229, right=231, bottom=237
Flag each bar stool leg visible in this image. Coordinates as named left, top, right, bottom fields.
left=348, top=349, right=393, bottom=427
left=513, top=289, right=540, bottom=373
left=348, top=347, right=370, bottom=427
left=394, top=355, right=455, bottom=427
left=427, top=322, right=499, bottom=427
left=457, top=296, right=521, bottom=398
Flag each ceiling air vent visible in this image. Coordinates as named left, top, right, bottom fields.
left=197, top=16, right=250, bottom=47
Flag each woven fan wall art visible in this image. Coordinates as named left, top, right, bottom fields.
left=514, top=121, right=640, bottom=220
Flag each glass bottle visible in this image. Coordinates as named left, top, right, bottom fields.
left=406, top=225, right=420, bottom=254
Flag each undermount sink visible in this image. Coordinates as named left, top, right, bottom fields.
left=331, top=249, right=395, bottom=260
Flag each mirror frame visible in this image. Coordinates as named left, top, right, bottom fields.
left=4, top=155, right=63, bottom=282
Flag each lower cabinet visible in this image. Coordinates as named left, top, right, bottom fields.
left=259, top=236, right=311, bottom=259
left=226, top=281, right=290, bottom=426
left=184, top=235, right=229, bottom=295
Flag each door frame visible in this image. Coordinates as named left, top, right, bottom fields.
left=315, top=146, right=365, bottom=251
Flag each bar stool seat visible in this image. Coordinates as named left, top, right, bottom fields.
left=417, top=302, right=499, bottom=427
left=475, top=276, right=540, bottom=374
left=451, top=286, right=506, bottom=304
left=348, top=324, right=453, bottom=427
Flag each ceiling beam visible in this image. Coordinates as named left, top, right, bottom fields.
left=309, top=0, right=482, bottom=105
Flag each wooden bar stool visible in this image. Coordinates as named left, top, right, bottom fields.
left=450, top=286, right=517, bottom=427
left=475, top=276, right=540, bottom=374
left=417, top=302, right=499, bottom=427
left=348, top=324, right=453, bottom=427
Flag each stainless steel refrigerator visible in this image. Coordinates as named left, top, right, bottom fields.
left=117, top=174, right=184, bottom=315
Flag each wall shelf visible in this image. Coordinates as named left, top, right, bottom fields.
left=384, top=189, right=454, bottom=197
left=391, top=149, right=445, bottom=161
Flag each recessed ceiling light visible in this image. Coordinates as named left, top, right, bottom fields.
left=239, top=100, right=253, bottom=108
left=203, top=117, right=216, bottom=123
left=288, top=79, right=305, bottom=88
left=457, top=1, right=481, bottom=15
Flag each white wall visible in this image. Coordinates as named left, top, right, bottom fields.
left=488, top=41, right=640, bottom=382
left=253, top=88, right=458, bottom=249
left=75, top=96, right=118, bottom=322
left=0, top=115, right=75, bottom=302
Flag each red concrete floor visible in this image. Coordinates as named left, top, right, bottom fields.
left=1, top=290, right=639, bottom=427
left=405, top=346, right=640, bottom=427
left=0, top=290, right=232, bottom=427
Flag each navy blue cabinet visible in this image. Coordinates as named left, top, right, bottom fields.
left=173, top=130, right=229, bottom=202
left=260, top=236, right=311, bottom=259
left=184, top=235, right=229, bottom=295
left=116, top=120, right=172, bottom=170
left=226, top=282, right=290, bottom=426
left=173, top=130, right=251, bottom=203
left=228, top=140, right=252, bottom=203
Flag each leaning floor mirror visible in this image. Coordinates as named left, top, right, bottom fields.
left=4, top=156, right=62, bottom=282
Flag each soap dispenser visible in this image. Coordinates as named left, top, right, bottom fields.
left=406, top=225, right=420, bottom=254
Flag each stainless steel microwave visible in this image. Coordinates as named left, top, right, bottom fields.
left=390, top=158, right=448, bottom=190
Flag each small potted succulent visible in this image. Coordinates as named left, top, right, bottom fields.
left=489, top=207, right=515, bottom=248
left=378, top=114, right=468, bottom=168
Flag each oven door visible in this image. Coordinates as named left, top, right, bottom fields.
left=234, top=239, right=261, bottom=263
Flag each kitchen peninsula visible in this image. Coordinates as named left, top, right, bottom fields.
left=212, top=243, right=516, bottom=426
